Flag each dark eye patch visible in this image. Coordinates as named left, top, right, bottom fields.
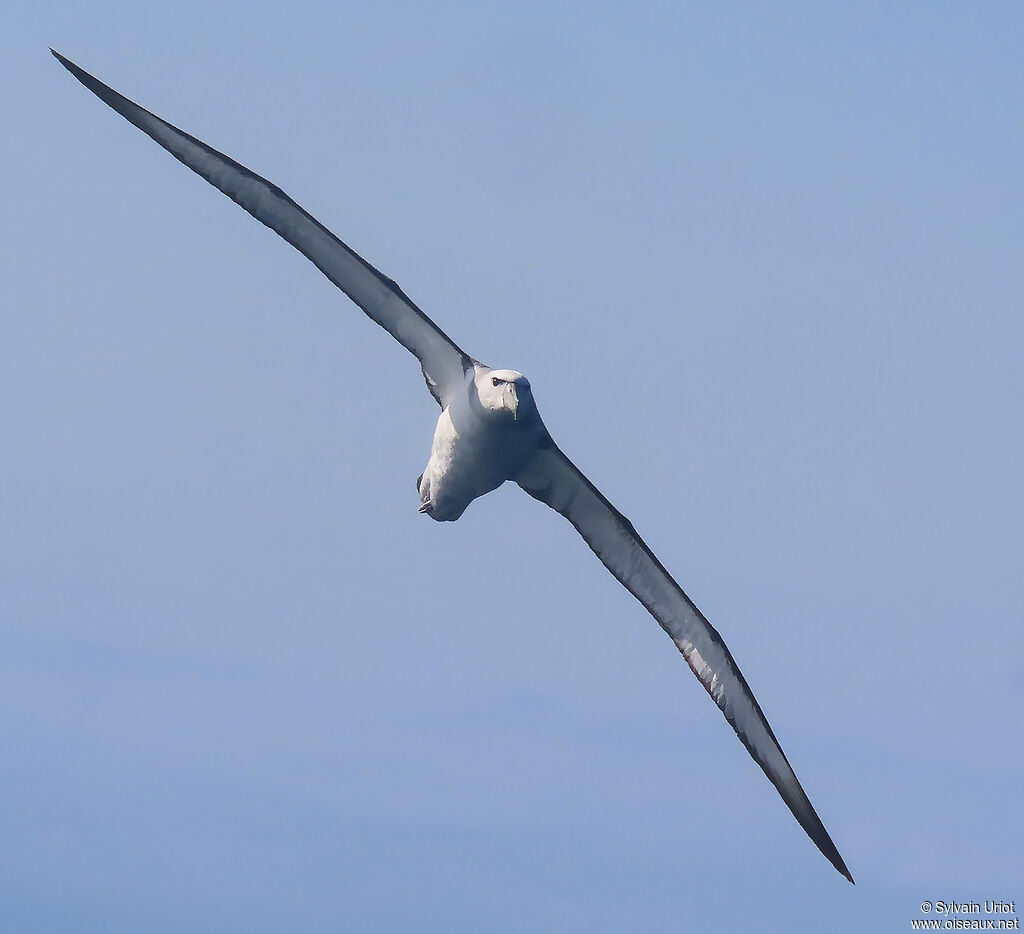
left=491, top=377, right=504, bottom=387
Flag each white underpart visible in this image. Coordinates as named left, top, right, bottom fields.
left=419, top=368, right=541, bottom=521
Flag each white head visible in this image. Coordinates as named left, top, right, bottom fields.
left=474, top=367, right=534, bottom=422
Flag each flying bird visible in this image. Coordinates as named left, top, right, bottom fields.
left=52, top=50, right=853, bottom=883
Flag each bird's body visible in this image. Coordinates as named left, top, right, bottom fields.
left=53, top=50, right=854, bottom=883
left=420, top=366, right=544, bottom=521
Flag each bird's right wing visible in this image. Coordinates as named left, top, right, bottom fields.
left=52, top=50, right=472, bottom=407
left=516, top=439, right=853, bottom=883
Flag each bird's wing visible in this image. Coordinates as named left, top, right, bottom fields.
left=51, top=50, right=472, bottom=408
left=516, top=439, right=853, bottom=883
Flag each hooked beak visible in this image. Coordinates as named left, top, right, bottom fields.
left=506, top=384, right=519, bottom=420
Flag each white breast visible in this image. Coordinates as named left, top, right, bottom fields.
left=418, top=392, right=542, bottom=521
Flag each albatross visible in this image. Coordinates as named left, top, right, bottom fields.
left=52, top=50, right=853, bottom=883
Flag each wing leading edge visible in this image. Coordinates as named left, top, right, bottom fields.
left=51, top=50, right=471, bottom=407
left=516, top=441, right=853, bottom=883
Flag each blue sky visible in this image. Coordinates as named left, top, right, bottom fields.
left=3, top=2, right=1022, bottom=931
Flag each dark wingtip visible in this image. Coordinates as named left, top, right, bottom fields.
left=814, top=822, right=854, bottom=884
left=829, top=848, right=855, bottom=884
left=826, top=833, right=854, bottom=884
left=50, top=48, right=77, bottom=73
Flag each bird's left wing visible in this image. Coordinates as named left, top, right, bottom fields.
left=516, top=440, right=853, bottom=883
left=51, top=50, right=472, bottom=407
